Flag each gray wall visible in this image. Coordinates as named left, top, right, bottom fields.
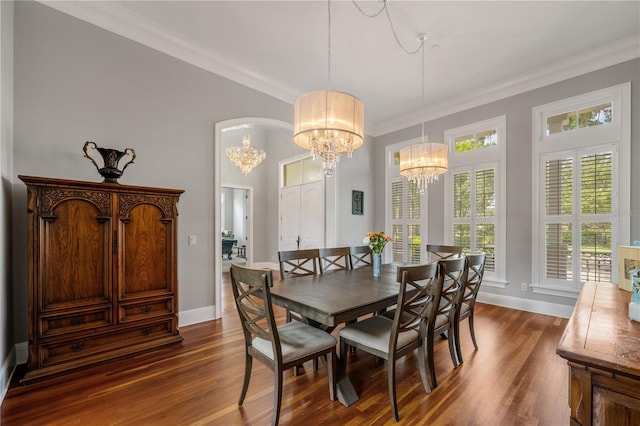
left=373, top=58, right=640, bottom=307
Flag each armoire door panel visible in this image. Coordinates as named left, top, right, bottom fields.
left=39, top=199, right=112, bottom=310
left=119, top=203, right=173, bottom=297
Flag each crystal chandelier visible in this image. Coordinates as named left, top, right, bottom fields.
left=399, top=34, right=448, bottom=193
left=225, top=132, right=266, bottom=175
left=293, top=0, right=364, bottom=176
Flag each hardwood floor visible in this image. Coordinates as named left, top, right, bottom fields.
left=2, top=272, right=570, bottom=425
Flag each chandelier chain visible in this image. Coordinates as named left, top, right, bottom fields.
left=421, top=39, right=425, bottom=143
left=352, top=0, right=424, bottom=55
left=328, top=0, right=331, bottom=89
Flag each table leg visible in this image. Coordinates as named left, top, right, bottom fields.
left=316, top=351, right=359, bottom=407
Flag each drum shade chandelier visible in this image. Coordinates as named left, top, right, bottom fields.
left=399, top=34, right=448, bottom=193
left=226, top=130, right=266, bottom=175
left=293, top=0, right=364, bottom=176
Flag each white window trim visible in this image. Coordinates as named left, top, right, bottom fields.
left=531, top=83, right=630, bottom=298
left=385, top=138, right=428, bottom=265
left=444, top=115, right=507, bottom=287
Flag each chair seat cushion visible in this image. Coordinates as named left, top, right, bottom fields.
left=252, top=321, right=336, bottom=364
left=460, top=303, right=471, bottom=315
left=339, top=315, right=419, bottom=354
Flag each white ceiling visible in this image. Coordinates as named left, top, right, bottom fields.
left=44, top=1, right=640, bottom=136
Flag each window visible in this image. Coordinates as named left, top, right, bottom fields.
left=445, top=116, right=506, bottom=286
left=386, top=140, right=427, bottom=264
left=532, top=84, right=630, bottom=297
left=391, top=178, right=423, bottom=264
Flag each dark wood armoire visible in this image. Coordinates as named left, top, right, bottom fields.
left=19, top=175, right=184, bottom=383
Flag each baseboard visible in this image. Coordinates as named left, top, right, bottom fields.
left=1, top=346, right=16, bottom=403
left=477, top=291, right=574, bottom=318
left=179, top=305, right=216, bottom=327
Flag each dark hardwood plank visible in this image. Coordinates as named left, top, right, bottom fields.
left=2, top=271, right=570, bottom=425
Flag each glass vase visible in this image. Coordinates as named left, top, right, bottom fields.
left=373, top=252, right=382, bottom=277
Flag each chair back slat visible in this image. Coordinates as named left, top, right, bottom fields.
left=349, top=245, right=373, bottom=269
left=426, top=244, right=463, bottom=262
left=278, top=249, right=320, bottom=279
left=319, top=247, right=351, bottom=273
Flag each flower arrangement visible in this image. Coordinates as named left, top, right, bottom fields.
left=364, top=231, right=392, bottom=254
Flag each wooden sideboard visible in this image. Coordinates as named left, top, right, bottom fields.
left=19, top=176, right=184, bottom=383
left=556, top=282, right=640, bottom=425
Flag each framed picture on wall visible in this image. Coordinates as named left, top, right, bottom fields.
left=352, top=190, right=363, bottom=215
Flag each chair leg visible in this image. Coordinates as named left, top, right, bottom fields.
left=388, top=357, right=399, bottom=422
left=427, top=329, right=437, bottom=389
left=238, top=354, right=252, bottom=405
left=272, top=370, right=283, bottom=426
left=447, top=324, right=458, bottom=367
left=453, top=319, right=463, bottom=366
left=469, top=311, right=478, bottom=350
left=417, top=342, right=432, bottom=394
left=327, top=349, right=336, bottom=401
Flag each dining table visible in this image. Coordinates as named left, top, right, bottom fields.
left=269, top=263, right=404, bottom=406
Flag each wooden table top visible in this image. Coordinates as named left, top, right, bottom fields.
left=556, top=281, right=640, bottom=379
left=270, top=264, right=402, bottom=327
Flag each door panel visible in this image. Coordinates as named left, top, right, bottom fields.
left=280, top=186, right=301, bottom=251
left=280, top=178, right=324, bottom=250
left=300, top=181, right=324, bottom=249
left=40, top=198, right=111, bottom=310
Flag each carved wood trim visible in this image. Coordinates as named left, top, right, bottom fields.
left=38, top=188, right=111, bottom=216
left=118, top=194, right=175, bottom=219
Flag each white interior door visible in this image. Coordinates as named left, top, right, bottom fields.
left=280, top=179, right=324, bottom=250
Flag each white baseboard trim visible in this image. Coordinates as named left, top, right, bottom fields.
left=1, top=346, right=16, bottom=403
left=178, top=305, right=217, bottom=327
left=478, top=291, right=574, bottom=319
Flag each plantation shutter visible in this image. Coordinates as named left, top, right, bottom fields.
left=391, top=177, right=422, bottom=264
left=543, top=149, right=614, bottom=284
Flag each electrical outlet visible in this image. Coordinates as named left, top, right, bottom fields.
left=188, top=235, right=197, bottom=246
left=521, top=283, right=528, bottom=292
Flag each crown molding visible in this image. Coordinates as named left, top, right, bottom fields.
left=39, top=2, right=639, bottom=138
left=371, top=36, right=640, bottom=137
left=39, top=1, right=300, bottom=104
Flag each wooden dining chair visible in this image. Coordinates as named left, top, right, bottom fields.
left=318, top=247, right=351, bottom=273
left=229, top=264, right=337, bottom=426
left=428, top=257, right=468, bottom=387
left=454, top=253, right=486, bottom=365
left=278, top=249, right=321, bottom=323
left=277, top=248, right=322, bottom=372
left=278, top=249, right=320, bottom=280
left=339, top=263, right=443, bottom=421
left=426, top=244, right=463, bottom=262
left=349, top=245, right=373, bottom=269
